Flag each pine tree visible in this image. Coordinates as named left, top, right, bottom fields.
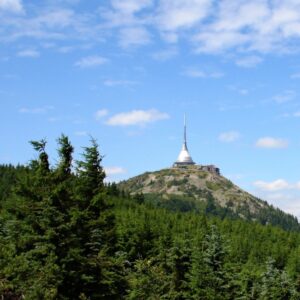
left=126, top=258, right=167, bottom=300
left=0, top=138, right=62, bottom=299
left=259, top=258, right=299, bottom=300
left=73, top=138, right=126, bottom=299
left=188, top=225, right=227, bottom=299
left=167, top=241, right=191, bottom=299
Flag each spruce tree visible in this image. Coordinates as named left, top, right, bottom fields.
left=73, top=138, right=126, bottom=299
left=0, top=138, right=61, bottom=299
left=259, top=258, right=299, bottom=300
left=188, top=225, right=227, bottom=299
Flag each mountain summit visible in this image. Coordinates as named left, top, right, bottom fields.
left=119, top=165, right=299, bottom=231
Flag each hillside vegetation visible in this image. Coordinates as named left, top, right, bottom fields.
left=1, top=136, right=300, bottom=299
left=119, top=166, right=299, bottom=231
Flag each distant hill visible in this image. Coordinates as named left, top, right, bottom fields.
left=119, top=165, right=299, bottom=231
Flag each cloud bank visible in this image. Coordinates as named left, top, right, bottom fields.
left=4, top=1, right=300, bottom=60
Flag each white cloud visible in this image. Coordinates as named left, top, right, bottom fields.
left=235, top=55, right=263, bottom=68
left=3, top=0, right=300, bottom=60
left=0, top=0, right=23, bottom=13
left=253, top=179, right=290, bottom=191
left=95, top=109, right=108, bottom=120
left=103, top=80, right=138, bottom=87
left=119, top=27, right=151, bottom=48
left=101, top=1, right=149, bottom=29
left=105, top=0, right=300, bottom=56
left=255, top=137, right=288, bottom=149
left=183, top=68, right=224, bottom=78
left=111, top=0, right=152, bottom=15
left=157, top=0, right=212, bottom=32
left=0, top=8, right=93, bottom=44
left=4, top=1, right=300, bottom=58
left=106, top=109, right=169, bottom=126
left=218, top=131, right=240, bottom=143
left=194, top=31, right=250, bottom=54
left=34, top=9, right=75, bottom=28
left=104, top=166, right=127, bottom=176
left=17, top=49, right=40, bottom=58
left=75, top=55, right=108, bottom=68
left=272, top=90, right=295, bottom=104
left=252, top=179, right=300, bottom=218
left=192, top=1, right=300, bottom=55
left=19, top=106, right=54, bottom=114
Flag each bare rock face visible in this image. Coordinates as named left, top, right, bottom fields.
left=119, top=165, right=269, bottom=219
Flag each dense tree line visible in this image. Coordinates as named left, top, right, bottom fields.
left=136, top=192, right=300, bottom=232
left=0, top=164, right=29, bottom=206
left=1, top=136, right=300, bottom=299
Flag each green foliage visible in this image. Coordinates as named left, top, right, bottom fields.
left=223, top=179, right=234, bottom=189
left=147, top=195, right=199, bottom=212
left=114, top=197, right=300, bottom=299
left=1, top=136, right=300, bottom=299
left=258, top=258, right=299, bottom=299
left=187, top=225, right=228, bottom=299
left=205, top=181, right=222, bottom=191
left=0, top=164, right=29, bottom=206
left=197, top=171, right=208, bottom=179
left=126, top=259, right=167, bottom=299
left=0, top=136, right=124, bottom=299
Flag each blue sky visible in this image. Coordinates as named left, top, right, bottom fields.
left=1, top=0, right=300, bottom=217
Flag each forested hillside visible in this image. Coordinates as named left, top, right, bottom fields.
left=119, top=168, right=300, bottom=232
left=1, top=136, right=300, bottom=299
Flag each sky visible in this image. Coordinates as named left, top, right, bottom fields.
left=1, top=0, right=300, bottom=218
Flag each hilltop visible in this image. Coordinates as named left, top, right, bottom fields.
left=119, top=165, right=299, bottom=231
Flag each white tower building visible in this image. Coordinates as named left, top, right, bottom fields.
left=173, top=114, right=195, bottom=166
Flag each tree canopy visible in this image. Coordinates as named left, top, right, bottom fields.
left=0, top=135, right=300, bottom=299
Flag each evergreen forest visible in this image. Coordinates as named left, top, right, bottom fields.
left=1, top=135, right=300, bottom=299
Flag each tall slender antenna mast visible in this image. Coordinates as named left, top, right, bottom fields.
left=184, top=113, right=187, bottom=147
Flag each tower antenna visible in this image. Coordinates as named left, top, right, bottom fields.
left=184, top=113, right=187, bottom=147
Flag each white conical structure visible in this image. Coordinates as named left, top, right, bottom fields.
left=174, top=114, right=195, bottom=166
